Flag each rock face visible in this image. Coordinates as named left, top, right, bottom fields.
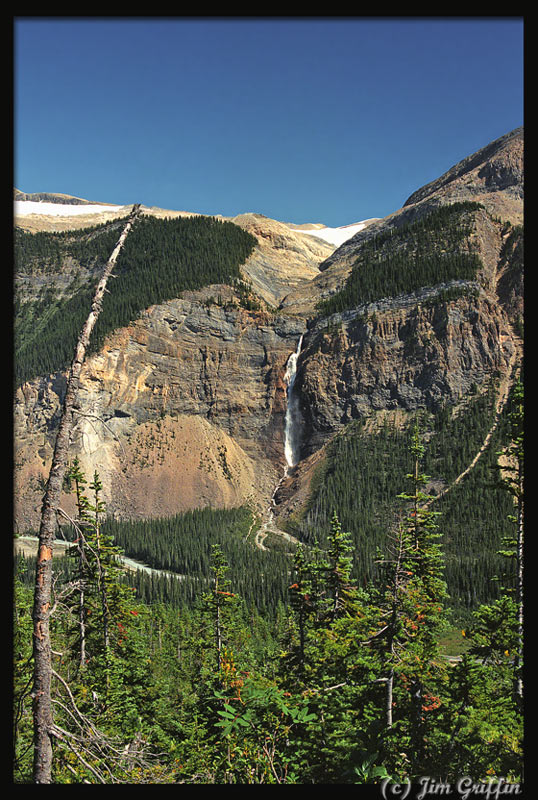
left=232, top=213, right=334, bottom=308
left=403, top=126, right=523, bottom=212
left=298, top=292, right=516, bottom=456
left=14, top=189, right=93, bottom=204
left=13, top=128, right=523, bottom=532
left=14, top=296, right=307, bottom=529
left=294, top=198, right=522, bottom=456
left=308, top=127, right=523, bottom=295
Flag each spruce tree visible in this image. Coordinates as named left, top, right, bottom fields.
left=286, top=543, right=315, bottom=675
left=371, top=418, right=448, bottom=776
left=323, top=511, right=361, bottom=623
left=200, top=544, right=241, bottom=675
left=63, top=462, right=133, bottom=707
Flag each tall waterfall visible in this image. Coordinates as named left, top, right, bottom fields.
left=283, top=335, right=304, bottom=471
left=261, top=335, right=305, bottom=542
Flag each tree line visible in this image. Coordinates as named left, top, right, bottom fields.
left=16, top=503, right=294, bottom=615
left=14, top=214, right=257, bottom=386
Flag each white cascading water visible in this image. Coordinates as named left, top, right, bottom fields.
left=283, top=334, right=304, bottom=471
left=260, top=334, right=305, bottom=547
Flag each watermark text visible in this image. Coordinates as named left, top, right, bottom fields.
left=380, top=776, right=522, bottom=800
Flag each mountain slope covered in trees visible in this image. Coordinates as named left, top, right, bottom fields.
left=15, top=214, right=257, bottom=385
left=13, top=127, right=524, bottom=784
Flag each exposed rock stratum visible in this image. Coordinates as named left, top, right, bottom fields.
left=14, top=127, right=523, bottom=534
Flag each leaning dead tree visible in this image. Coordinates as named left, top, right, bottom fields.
left=31, top=204, right=141, bottom=784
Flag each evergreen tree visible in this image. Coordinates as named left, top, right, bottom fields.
left=64, top=457, right=91, bottom=670
left=279, top=517, right=381, bottom=782
left=371, top=516, right=415, bottom=731
left=63, top=462, right=136, bottom=708
left=371, top=419, right=448, bottom=777
left=285, top=543, right=316, bottom=676
left=13, top=567, right=35, bottom=782
left=201, top=544, right=241, bottom=674
left=323, top=512, right=361, bottom=623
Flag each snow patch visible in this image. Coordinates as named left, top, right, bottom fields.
left=294, top=220, right=371, bottom=247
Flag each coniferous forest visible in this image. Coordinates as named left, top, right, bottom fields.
left=13, top=209, right=524, bottom=785
left=14, top=214, right=257, bottom=386
left=14, top=383, right=524, bottom=784
left=317, top=202, right=484, bottom=317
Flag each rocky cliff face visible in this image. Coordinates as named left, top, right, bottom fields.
left=232, top=213, right=334, bottom=308
left=292, top=127, right=524, bottom=309
left=403, top=126, right=523, bottom=213
left=298, top=291, right=516, bottom=455
left=14, top=292, right=313, bottom=527
left=295, top=199, right=521, bottom=455
left=13, top=128, right=523, bottom=533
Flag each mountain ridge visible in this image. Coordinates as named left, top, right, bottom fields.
left=14, top=127, right=523, bottom=539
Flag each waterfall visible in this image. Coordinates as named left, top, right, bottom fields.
left=283, top=335, right=304, bottom=471
left=260, top=334, right=305, bottom=542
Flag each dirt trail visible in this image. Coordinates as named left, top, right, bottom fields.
left=427, top=339, right=520, bottom=508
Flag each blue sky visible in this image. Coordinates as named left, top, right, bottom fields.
left=14, top=17, right=524, bottom=227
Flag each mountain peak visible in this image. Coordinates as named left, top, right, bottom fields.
left=403, top=126, right=523, bottom=210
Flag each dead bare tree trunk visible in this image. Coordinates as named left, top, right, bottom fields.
left=515, top=447, right=524, bottom=707
left=384, top=521, right=406, bottom=730
left=31, top=205, right=141, bottom=784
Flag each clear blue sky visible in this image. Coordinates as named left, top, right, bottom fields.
left=14, top=17, right=524, bottom=227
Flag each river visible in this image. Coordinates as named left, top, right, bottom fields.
left=14, top=535, right=184, bottom=581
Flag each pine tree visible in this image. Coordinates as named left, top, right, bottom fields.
left=372, top=516, right=415, bottom=731
left=323, top=511, right=361, bottom=623
left=64, top=457, right=91, bottom=670
left=286, top=543, right=315, bottom=674
left=13, top=567, right=35, bottom=782
left=371, top=418, right=448, bottom=775
left=397, top=421, right=448, bottom=652
left=64, top=462, right=132, bottom=706
left=200, top=544, right=241, bottom=674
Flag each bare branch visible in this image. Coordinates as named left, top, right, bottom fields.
left=50, top=725, right=108, bottom=784
left=72, top=410, right=128, bottom=459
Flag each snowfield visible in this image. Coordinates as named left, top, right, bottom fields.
left=293, top=220, right=374, bottom=247
left=14, top=201, right=127, bottom=217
